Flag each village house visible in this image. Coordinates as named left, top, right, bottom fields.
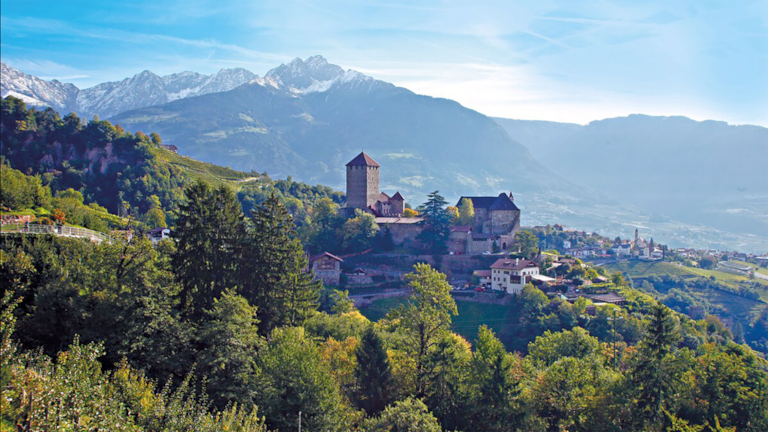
left=490, top=258, right=540, bottom=294
left=310, top=252, right=343, bottom=286
left=346, top=268, right=374, bottom=285
left=473, top=269, right=492, bottom=289
left=147, top=227, right=171, bottom=246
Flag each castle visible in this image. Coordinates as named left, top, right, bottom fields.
left=343, top=152, right=521, bottom=253
left=345, top=152, right=405, bottom=216
left=450, top=193, right=521, bottom=253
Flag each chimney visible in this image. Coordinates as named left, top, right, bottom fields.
left=515, top=258, right=519, bottom=266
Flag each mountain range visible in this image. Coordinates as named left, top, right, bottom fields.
left=1, top=62, right=257, bottom=119
left=110, top=56, right=580, bottom=204
left=494, top=117, right=768, bottom=244
left=2, top=57, right=767, bottom=252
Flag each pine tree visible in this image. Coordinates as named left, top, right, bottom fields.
left=354, top=326, right=394, bottom=415
left=243, top=193, right=320, bottom=334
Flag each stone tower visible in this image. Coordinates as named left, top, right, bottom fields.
left=346, top=152, right=380, bottom=210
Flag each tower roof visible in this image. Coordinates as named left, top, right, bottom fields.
left=346, top=152, right=380, bottom=167
left=391, top=192, right=405, bottom=201
left=489, top=193, right=520, bottom=211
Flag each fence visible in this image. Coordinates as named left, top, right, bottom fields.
left=1, top=223, right=116, bottom=244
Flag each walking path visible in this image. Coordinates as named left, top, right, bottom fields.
left=1, top=223, right=116, bottom=244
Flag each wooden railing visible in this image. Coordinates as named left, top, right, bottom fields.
left=1, top=223, right=116, bottom=244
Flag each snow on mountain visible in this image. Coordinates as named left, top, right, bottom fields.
left=263, top=55, right=376, bottom=94
left=2, top=56, right=380, bottom=120
left=1, top=62, right=79, bottom=113
left=1, top=62, right=257, bottom=119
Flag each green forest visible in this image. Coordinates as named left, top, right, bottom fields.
left=1, top=95, right=768, bottom=431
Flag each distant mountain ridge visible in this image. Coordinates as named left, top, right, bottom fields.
left=494, top=116, right=768, bottom=246
left=1, top=62, right=258, bottom=119
left=3, top=56, right=767, bottom=251
left=109, top=56, right=580, bottom=204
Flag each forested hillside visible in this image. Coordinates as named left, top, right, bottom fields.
left=2, top=95, right=768, bottom=431
left=0, top=96, right=343, bottom=228
left=2, top=180, right=768, bottom=431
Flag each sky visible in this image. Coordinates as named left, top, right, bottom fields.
left=1, top=0, right=766, bottom=125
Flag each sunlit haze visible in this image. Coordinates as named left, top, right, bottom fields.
left=2, top=0, right=766, bottom=125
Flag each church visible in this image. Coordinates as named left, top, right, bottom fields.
left=343, top=151, right=522, bottom=253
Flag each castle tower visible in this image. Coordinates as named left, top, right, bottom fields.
left=346, top=152, right=380, bottom=210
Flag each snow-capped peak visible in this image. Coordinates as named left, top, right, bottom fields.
left=1, top=62, right=258, bottom=119
left=262, top=55, right=374, bottom=94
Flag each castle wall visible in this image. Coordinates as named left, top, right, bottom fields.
left=381, top=223, right=423, bottom=248
left=490, top=210, right=520, bottom=235
left=473, top=208, right=489, bottom=230
left=447, top=231, right=469, bottom=254
left=391, top=200, right=404, bottom=215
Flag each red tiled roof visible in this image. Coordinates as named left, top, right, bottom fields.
left=310, top=252, right=344, bottom=262
left=346, top=152, right=380, bottom=167
left=490, top=258, right=537, bottom=270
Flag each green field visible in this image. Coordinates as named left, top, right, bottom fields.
left=603, top=260, right=767, bottom=288
left=359, top=296, right=511, bottom=343
left=153, top=146, right=265, bottom=188
left=729, top=260, right=768, bottom=278
left=604, top=259, right=768, bottom=323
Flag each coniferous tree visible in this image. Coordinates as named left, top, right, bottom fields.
left=172, top=181, right=244, bottom=317
left=424, top=334, right=471, bottom=431
left=629, top=302, right=681, bottom=430
left=468, top=326, right=522, bottom=431
left=198, top=289, right=263, bottom=408
left=417, top=191, right=450, bottom=254
left=243, top=193, right=320, bottom=334
left=354, top=326, right=394, bottom=415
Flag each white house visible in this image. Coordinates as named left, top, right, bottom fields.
left=562, top=240, right=572, bottom=250
left=490, top=258, right=540, bottom=294
left=613, top=243, right=631, bottom=257
left=147, top=227, right=171, bottom=246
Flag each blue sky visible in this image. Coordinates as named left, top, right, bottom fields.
left=1, top=0, right=766, bottom=125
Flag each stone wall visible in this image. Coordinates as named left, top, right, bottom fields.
left=467, top=237, right=494, bottom=254
left=490, top=209, right=520, bottom=235
left=385, top=223, right=424, bottom=248
left=346, top=165, right=380, bottom=209
left=473, top=208, right=489, bottom=230
left=447, top=231, right=469, bottom=254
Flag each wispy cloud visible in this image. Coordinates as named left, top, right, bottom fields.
left=1, top=0, right=765, bottom=125
left=1, top=16, right=288, bottom=62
